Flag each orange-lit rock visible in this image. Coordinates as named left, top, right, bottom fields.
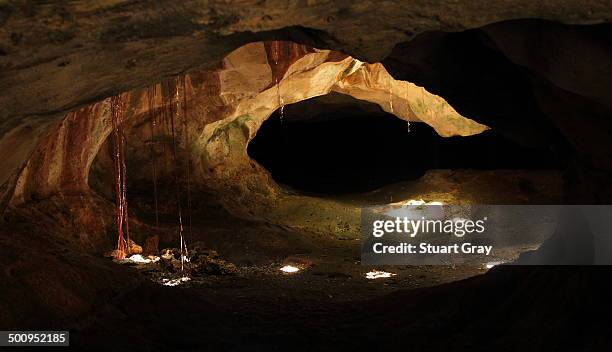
left=4, top=41, right=486, bottom=241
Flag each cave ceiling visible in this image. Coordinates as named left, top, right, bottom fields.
left=0, top=0, right=610, bottom=122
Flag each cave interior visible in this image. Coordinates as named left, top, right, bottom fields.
left=1, top=5, right=612, bottom=350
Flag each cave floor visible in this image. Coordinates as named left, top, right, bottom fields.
left=130, top=233, right=488, bottom=303
left=2, top=169, right=566, bottom=349
left=82, top=189, right=578, bottom=352
left=122, top=169, right=562, bottom=304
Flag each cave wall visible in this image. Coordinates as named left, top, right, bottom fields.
left=0, top=12, right=609, bottom=251
left=383, top=20, right=612, bottom=202
left=483, top=21, right=612, bottom=202
left=0, top=3, right=608, bottom=222
left=3, top=41, right=483, bottom=250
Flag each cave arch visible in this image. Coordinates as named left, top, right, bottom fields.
left=7, top=40, right=495, bottom=245
left=7, top=41, right=485, bottom=207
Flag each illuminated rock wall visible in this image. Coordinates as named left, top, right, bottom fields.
left=4, top=42, right=484, bottom=241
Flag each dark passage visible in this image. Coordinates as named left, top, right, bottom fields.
left=248, top=96, right=563, bottom=195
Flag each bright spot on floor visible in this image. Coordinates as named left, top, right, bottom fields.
left=280, top=265, right=300, bottom=273
left=127, top=254, right=160, bottom=264
left=485, top=261, right=504, bottom=269
left=391, top=199, right=444, bottom=206
left=162, top=276, right=191, bottom=287
left=366, top=270, right=396, bottom=279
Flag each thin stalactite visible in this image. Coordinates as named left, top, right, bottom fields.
left=110, top=94, right=129, bottom=259
left=147, top=85, right=160, bottom=227
left=165, top=79, right=188, bottom=273
left=271, top=41, right=285, bottom=124
left=180, top=75, right=193, bottom=241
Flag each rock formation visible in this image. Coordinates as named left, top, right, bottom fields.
left=3, top=41, right=486, bottom=250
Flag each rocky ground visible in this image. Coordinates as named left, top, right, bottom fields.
left=0, top=168, right=569, bottom=350
left=113, top=236, right=488, bottom=302
left=108, top=168, right=562, bottom=293
left=68, top=263, right=612, bottom=351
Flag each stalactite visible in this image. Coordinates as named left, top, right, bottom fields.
left=110, top=94, right=129, bottom=260
left=271, top=41, right=285, bottom=124
left=271, top=41, right=280, bottom=70
left=166, top=79, right=188, bottom=273
left=279, top=95, right=285, bottom=123
left=180, top=75, right=193, bottom=241
left=407, top=88, right=413, bottom=134
left=389, top=85, right=394, bottom=114
left=147, top=85, right=160, bottom=227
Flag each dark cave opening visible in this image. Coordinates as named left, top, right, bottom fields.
left=248, top=96, right=564, bottom=195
